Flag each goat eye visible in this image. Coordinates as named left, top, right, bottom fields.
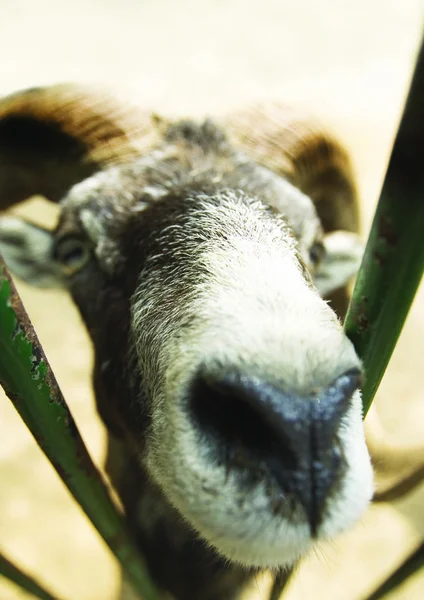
left=54, top=235, right=90, bottom=274
left=309, top=241, right=325, bottom=266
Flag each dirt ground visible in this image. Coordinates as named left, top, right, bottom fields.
left=0, top=1, right=423, bottom=599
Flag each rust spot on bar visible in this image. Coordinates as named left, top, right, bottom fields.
left=356, top=314, right=369, bottom=333
left=373, top=250, right=385, bottom=267
left=5, top=266, right=64, bottom=404
left=378, top=214, right=399, bottom=247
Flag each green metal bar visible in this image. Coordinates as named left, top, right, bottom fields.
left=0, top=257, right=159, bottom=600
left=268, top=569, right=293, bottom=600
left=344, top=34, right=424, bottom=416
left=267, top=36, right=424, bottom=600
left=0, top=550, right=63, bottom=600
left=365, top=543, right=424, bottom=600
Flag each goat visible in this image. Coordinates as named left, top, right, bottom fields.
left=0, top=85, right=422, bottom=600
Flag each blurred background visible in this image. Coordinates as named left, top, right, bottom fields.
left=0, top=1, right=423, bottom=598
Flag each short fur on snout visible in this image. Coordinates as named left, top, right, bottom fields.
left=0, top=87, right=373, bottom=600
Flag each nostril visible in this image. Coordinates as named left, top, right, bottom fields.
left=188, top=368, right=361, bottom=467
left=188, top=373, right=297, bottom=472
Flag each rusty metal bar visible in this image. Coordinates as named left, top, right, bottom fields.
left=0, top=550, right=64, bottom=600
left=344, top=34, right=424, bottom=415
left=0, top=256, right=158, bottom=599
left=365, top=542, right=424, bottom=600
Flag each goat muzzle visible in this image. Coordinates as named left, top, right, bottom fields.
left=188, top=368, right=362, bottom=535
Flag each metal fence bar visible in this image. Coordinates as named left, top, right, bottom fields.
left=344, top=34, right=424, bottom=416
left=268, top=569, right=294, bottom=600
left=365, top=543, right=424, bottom=600
left=270, top=33, right=424, bottom=600
left=0, top=550, right=64, bottom=600
left=0, top=256, right=159, bottom=599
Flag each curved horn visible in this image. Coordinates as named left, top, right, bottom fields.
left=225, top=103, right=360, bottom=234
left=0, top=84, right=157, bottom=210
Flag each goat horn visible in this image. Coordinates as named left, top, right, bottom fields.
left=0, top=84, right=157, bottom=210
left=225, top=103, right=360, bottom=234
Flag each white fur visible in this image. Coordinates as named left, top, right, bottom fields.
left=132, top=194, right=373, bottom=568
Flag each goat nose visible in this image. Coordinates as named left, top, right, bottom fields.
left=189, top=368, right=362, bottom=535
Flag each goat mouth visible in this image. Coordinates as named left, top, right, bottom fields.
left=187, top=370, right=354, bottom=535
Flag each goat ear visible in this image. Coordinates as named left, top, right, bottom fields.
left=0, top=216, right=63, bottom=287
left=0, top=84, right=156, bottom=211
left=314, top=230, right=363, bottom=296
